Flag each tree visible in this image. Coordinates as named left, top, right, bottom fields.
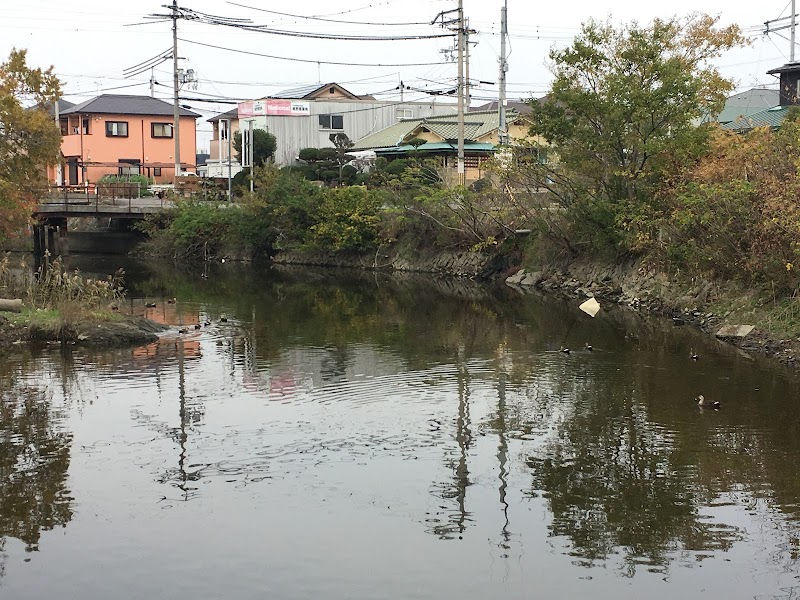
left=523, top=14, right=745, bottom=252
left=0, top=49, right=62, bottom=242
left=233, top=128, right=277, bottom=166
left=329, top=132, right=354, bottom=185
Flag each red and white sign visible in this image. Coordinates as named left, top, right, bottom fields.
left=238, top=99, right=310, bottom=118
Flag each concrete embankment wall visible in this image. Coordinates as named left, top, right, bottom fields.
left=272, top=249, right=491, bottom=278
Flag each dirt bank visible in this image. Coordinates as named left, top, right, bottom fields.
left=0, top=314, right=168, bottom=352
left=506, top=258, right=800, bottom=369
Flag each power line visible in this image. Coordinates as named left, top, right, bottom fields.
left=227, top=2, right=431, bottom=26
left=180, top=37, right=450, bottom=67
left=212, top=23, right=452, bottom=41
left=150, top=4, right=452, bottom=41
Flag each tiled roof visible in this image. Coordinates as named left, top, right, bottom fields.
left=716, top=88, right=780, bottom=124
left=61, top=94, right=199, bottom=117
left=353, top=110, right=514, bottom=150
left=46, top=98, right=76, bottom=117
left=352, top=120, right=424, bottom=150
left=270, top=83, right=326, bottom=99
left=374, top=142, right=496, bottom=154
left=471, top=99, right=533, bottom=114
left=207, top=107, right=239, bottom=122
left=723, top=105, right=790, bottom=131
left=269, top=82, right=358, bottom=100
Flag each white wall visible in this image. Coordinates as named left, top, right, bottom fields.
left=246, top=100, right=454, bottom=166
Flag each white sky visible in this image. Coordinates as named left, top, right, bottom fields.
left=1, top=0, right=794, bottom=151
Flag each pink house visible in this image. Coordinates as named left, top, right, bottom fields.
left=53, top=94, right=199, bottom=185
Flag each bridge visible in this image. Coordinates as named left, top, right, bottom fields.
left=33, top=185, right=176, bottom=256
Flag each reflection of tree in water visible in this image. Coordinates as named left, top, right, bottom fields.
left=0, top=381, right=73, bottom=568
left=525, top=390, right=740, bottom=577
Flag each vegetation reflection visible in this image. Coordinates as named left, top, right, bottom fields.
left=0, top=377, right=73, bottom=571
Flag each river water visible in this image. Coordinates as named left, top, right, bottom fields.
left=1, top=258, right=800, bottom=599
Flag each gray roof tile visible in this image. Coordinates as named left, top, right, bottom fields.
left=61, top=94, right=199, bottom=117
left=353, top=110, right=514, bottom=150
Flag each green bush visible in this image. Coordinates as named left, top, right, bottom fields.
left=310, top=186, right=382, bottom=251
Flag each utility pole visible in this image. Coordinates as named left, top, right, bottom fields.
left=498, top=0, right=509, bottom=145
left=150, top=68, right=155, bottom=98
left=54, top=98, right=62, bottom=185
left=431, top=5, right=464, bottom=183
left=793, top=0, right=797, bottom=62
left=456, top=0, right=465, bottom=183
left=248, top=119, right=254, bottom=194
left=171, top=0, right=182, bottom=180
left=226, top=119, right=232, bottom=200
left=465, top=18, right=471, bottom=110
left=765, top=8, right=800, bottom=59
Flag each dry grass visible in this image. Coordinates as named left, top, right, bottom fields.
left=0, top=254, right=127, bottom=340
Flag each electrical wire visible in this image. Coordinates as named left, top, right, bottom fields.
left=156, top=5, right=451, bottom=41
left=179, top=37, right=450, bottom=67
left=227, top=2, right=431, bottom=27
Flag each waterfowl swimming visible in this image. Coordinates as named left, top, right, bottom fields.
left=560, top=346, right=571, bottom=354
left=690, top=350, right=699, bottom=361
left=203, top=321, right=211, bottom=327
left=167, top=298, right=176, bottom=305
left=585, top=342, right=593, bottom=351
left=220, top=316, right=228, bottom=323
left=145, top=302, right=157, bottom=308
left=178, top=327, right=189, bottom=334
left=696, top=394, right=720, bottom=409
left=193, top=323, right=201, bottom=330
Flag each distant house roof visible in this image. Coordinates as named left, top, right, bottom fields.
left=353, top=110, right=518, bottom=151
left=716, top=88, right=780, bottom=124
left=207, top=107, right=239, bottom=123
left=766, top=62, right=800, bottom=75
left=723, top=105, right=791, bottom=132
left=471, top=99, right=533, bottom=115
left=374, top=141, right=496, bottom=156
left=45, top=98, right=76, bottom=117
left=61, top=94, right=199, bottom=117
left=269, top=82, right=359, bottom=100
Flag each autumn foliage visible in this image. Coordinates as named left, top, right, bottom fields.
left=0, top=49, right=62, bottom=242
left=658, top=116, right=800, bottom=292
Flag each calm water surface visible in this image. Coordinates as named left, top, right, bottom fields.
left=2, top=259, right=800, bottom=599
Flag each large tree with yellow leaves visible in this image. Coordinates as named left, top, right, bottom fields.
left=0, top=49, right=61, bottom=242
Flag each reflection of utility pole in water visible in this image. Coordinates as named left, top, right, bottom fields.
left=176, top=339, right=190, bottom=501
left=430, top=346, right=473, bottom=539
left=496, top=366, right=512, bottom=555
left=453, top=354, right=472, bottom=533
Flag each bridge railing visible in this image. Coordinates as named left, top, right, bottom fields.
left=42, top=185, right=167, bottom=213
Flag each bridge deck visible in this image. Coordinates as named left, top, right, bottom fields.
left=35, top=198, right=175, bottom=220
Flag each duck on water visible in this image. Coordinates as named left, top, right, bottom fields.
left=696, top=394, right=721, bottom=409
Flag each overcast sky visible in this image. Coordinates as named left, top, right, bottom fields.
left=1, top=0, right=793, bottom=151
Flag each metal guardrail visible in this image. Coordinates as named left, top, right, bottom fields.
left=39, top=185, right=167, bottom=214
